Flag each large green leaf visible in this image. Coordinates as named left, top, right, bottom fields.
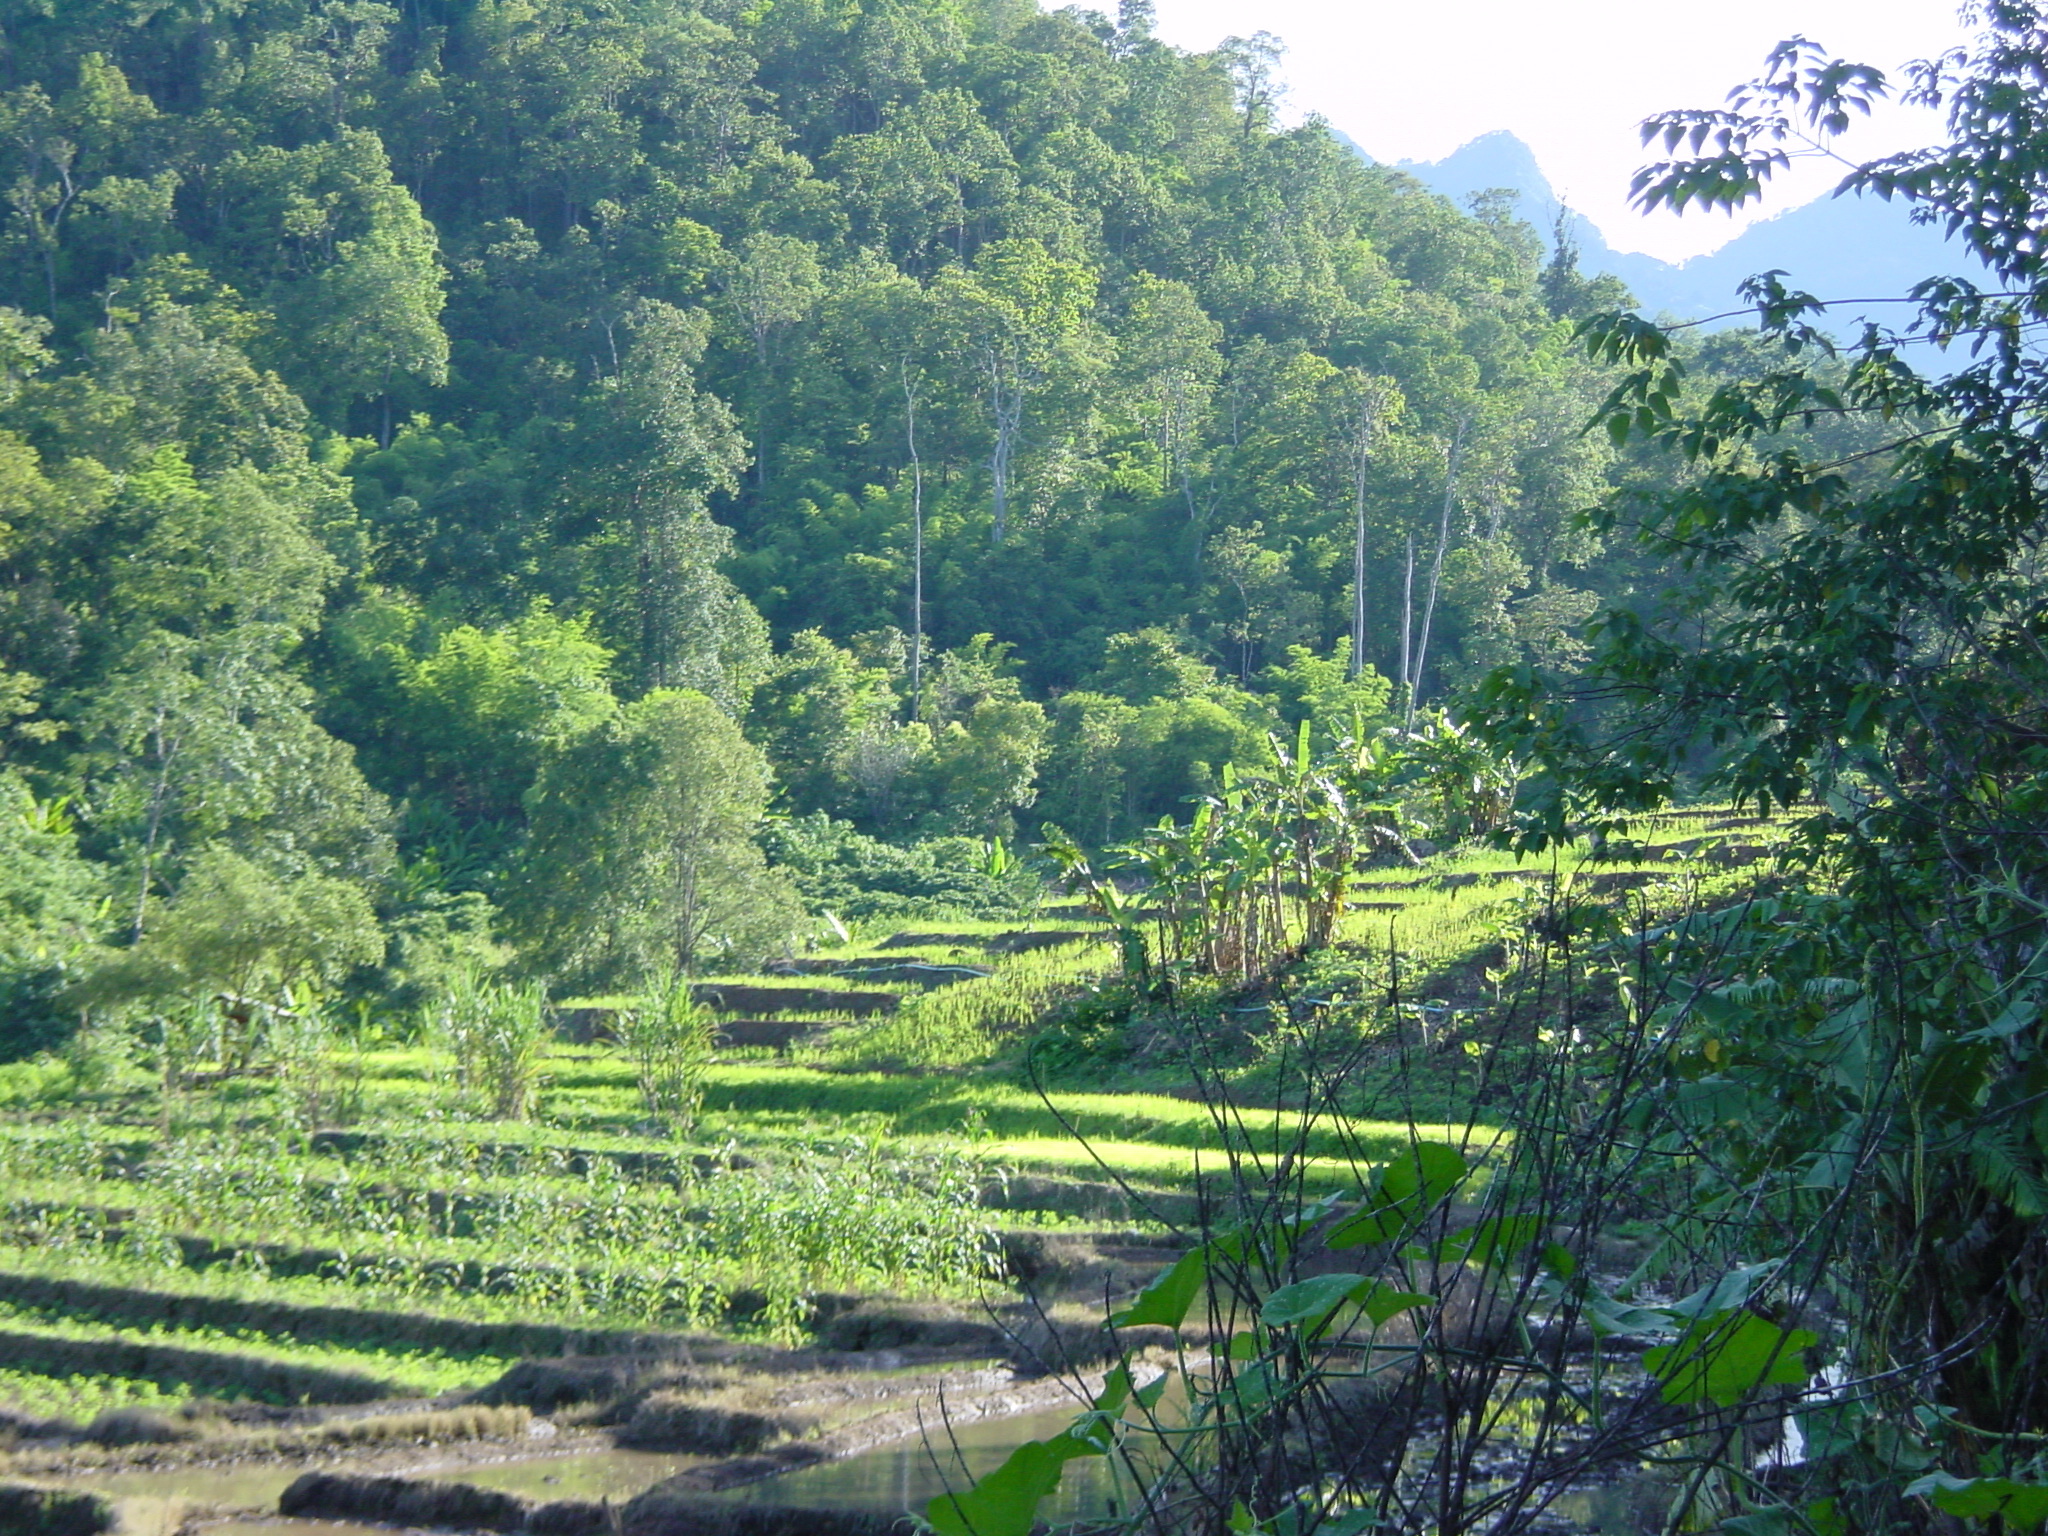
left=1906, top=1473, right=2048, bottom=1529
left=1261, top=1272, right=1368, bottom=1327
left=1260, top=1272, right=1433, bottom=1331
left=1582, top=1291, right=1673, bottom=1339
left=1326, top=1142, right=1468, bottom=1250
left=1357, top=1281, right=1435, bottom=1326
left=1111, top=1243, right=1208, bottom=1329
left=1667, top=1261, right=1780, bottom=1320
left=1091, top=1364, right=1168, bottom=1417
left=1643, top=1311, right=1817, bottom=1407
left=925, top=1428, right=1106, bottom=1536
left=1437, top=1213, right=1541, bottom=1267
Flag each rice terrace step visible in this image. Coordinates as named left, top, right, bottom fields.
left=689, top=984, right=900, bottom=1017
left=0, top=799, right=1777, bottom=1531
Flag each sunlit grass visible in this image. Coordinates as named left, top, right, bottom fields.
left=0, top=1367, right=191, bottom=1424
left=0, top=811, right=1783, bottom=1411
left=987, top=1138, right=1352, bottom=1191
left=819, top=940, right=1111, bottom=1069
left=0, top=1307, right=510, bottom=1398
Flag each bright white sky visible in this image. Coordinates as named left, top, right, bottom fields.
left=1146, top=0, right=1972, bottom=263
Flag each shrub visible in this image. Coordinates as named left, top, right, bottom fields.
left=0, top=958, right=82, bottom=1065
left=761, top=812, right=1036, bottom=920
left=435, top=969, right=551, bottom=1120
left=613, top=968, right=712, bottom=1132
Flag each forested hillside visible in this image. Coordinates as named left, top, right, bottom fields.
left=0, top=0, right=1654, bottom=1020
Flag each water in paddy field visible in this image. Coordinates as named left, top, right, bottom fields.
left=403, top=1444, right=701, bottom=1501
left=61, top=1411, right=1664, bottom=1533
left=60, top=1462, right=311, bottom=1536
left=58, top=1412, right=1109, bottom=1531
left=54, top=1446, right=697, bottom=1532
left=697, top=1406, right=1114, bottom=1523
left=353, top=1409, right=1110, bottom=1520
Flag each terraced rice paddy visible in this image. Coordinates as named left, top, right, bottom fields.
left=0, top=812, right=1779, bottom=1530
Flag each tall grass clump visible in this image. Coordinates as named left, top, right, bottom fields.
left=434, top=970, right=551, bottom=1120
left=613, top=967, right=712, bottom=1132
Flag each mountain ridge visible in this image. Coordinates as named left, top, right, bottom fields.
left=1370, top=129, right=1980, bottom=329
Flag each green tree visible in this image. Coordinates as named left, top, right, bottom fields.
left=1117, top=273, right=1223, bottom=524
left=1476, top=6, right=2048, bottom=1516
left=0, top=771, right=103, bottom=1061
left=914, top=694, right=1049, bottom=837
left=1038, top=690, right=1140, bottom=845
left=564, top=301, right=763, bottom=700
left=1259, top=640, right=1391, bottom=742
left=517, top=689, right=799, bottom=985
left=216, top=129, right=449, bottom=434
left=90, top=845, right=382, bottom=1065
left=77, top=450, right=392, bottom=935
left=1084, top=627, right=1216, bottom=704
left=829, top=88, right=1018, bottom=266
left=930, top=238, right=1105, bottom=544
left=747, top=629, right=899, bottom=817
left=386, top=603, right=617, bottom=825
left=721, top=229, right=823, bottom=488
left=304, top=190, right=450, bottom=446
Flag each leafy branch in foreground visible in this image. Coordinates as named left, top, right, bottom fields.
left=1475, top=2, right=2048, bottom=1526
left=928, top=956, right=1836, bottom=1536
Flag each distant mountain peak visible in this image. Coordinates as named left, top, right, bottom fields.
left=1398, top=131, right=1550, bottom=185
left=1376, top=131, right=1982, bottom=329
left=1396, top=132, right=1565, bottom=227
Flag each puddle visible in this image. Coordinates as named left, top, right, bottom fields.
left=414, top=1445, right=703, bottom=1501
left=196, top=1524, right=390, bottom=1536
left=58, top=1425, right=1664, bottom=1536
left=48, top=1464, right=310, bottom=1536
left=54, top=1445, right=698, bottom=1528
left=80, top=1463, right=304, bottom=1507
left=401, top=1408, right=1114, bottom=1522
left=388, top=1411, right=1111, bottom=1520
left=703, top=1406, right=1115, bottom=1522
left=1550, top=1478, right=1672, bottom=1533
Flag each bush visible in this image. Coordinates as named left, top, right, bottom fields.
left=0, top=957, right=81, bottom=1064
left=761, top=813, right=1036, bottom=921
left=514, top=689, right=802, bottom=985
left=613, top=968, right=712, bottom=1132
left=434, top=969, right=551, bottom=1119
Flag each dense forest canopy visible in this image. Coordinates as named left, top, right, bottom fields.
left=0, top=0, right=1669, bottom=1014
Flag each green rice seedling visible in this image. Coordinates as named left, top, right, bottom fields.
left=0, top=1366, right=185, bottom=1425
left=0, top=1303, right=515, bottom=1398
left=612, top=968, right=713, bottom=1132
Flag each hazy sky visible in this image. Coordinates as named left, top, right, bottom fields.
left=1146, top=0, right=1971, bottom=263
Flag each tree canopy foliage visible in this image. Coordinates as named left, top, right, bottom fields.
left=0, top=0, right=1669, bottom=1028
left=1467, top=1, right=2048, bottom=1518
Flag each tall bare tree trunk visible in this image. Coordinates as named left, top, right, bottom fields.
left=1352, top=489, right=1369, bottom=680
left=132, top=710, right=177, bottom=944
left=1348, top=385, right=1384, bottom=679
left=1399, top=530, right=1415, bottom=712
left=986, top=347, right=1022, bottom=547
left=1407, top=414, right=1470, bottom=729
left=903, top=361, right=925, bottom=719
